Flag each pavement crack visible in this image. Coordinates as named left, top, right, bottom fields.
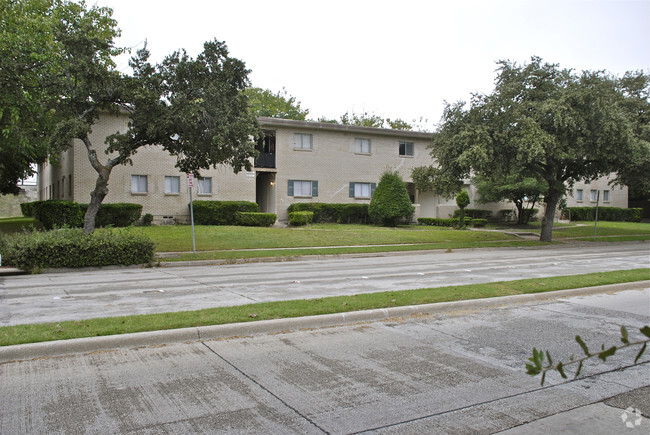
left=200, top=341, right=329, bottom=434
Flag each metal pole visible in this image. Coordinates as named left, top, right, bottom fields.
left=189, top=185, right=196, bottom=254
left=593, top=190, right=600, bottom=241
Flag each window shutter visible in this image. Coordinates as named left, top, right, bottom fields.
left=312, top=180, right=318, bottom=197
left=371, top=183, right=377, bottom=197
left=349, top=182, right=355, bottom=197
left=288, top=180, right=294, bottom=196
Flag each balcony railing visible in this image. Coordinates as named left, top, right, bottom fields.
left=255, top=152, right=276, bottom=169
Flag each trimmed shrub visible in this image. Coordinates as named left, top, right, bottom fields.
left=287, top=203, right=369, bottom=224
left=453, top=208, right=492, bottom=220
left=1, top=228, right=155, bottom=272
left=472, top=218, right=488, bottom=228
left=192, top=201, right=259, bottom=225
left=566, top=207, right=642, bottom=222
left=418, top=217, right=457, bottom=227
left=79, top=203, right=143, bottom=228
left=24, top=200, right=83, bottom=230
left=288, top=211, right=314, bottom=226
left=142, top=213, right=154, bottom=226
left=236, top=212, right=277, bottom=227
left=369, top=171, right=415, bottom=226
left=20, top=201, right=36, bottom=217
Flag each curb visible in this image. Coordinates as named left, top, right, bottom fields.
left=1, top=281, right=648, bottom=364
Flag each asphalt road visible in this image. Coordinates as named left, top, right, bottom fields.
left=2, top=286, right=649, bottom=433
left=1, top=242, right=649, bottom=326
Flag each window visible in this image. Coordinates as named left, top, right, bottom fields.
left=590, top=189, right=598, bottom=202
left=164, top=176, right=180, bottom=194
left=349, top=182, right=376, bottom=199
left=576, top=189, right=583, bottom=201
left=288, top=180, right=318, bottom=197
left=131, top=175, right=148, bottom=193
left=355, top=138, right=371, bottom=154
left=399, top=141, right=414, bottom=156
left=198, top=177, right=212, bottom=194
left=293, top=133, right=312, bottom=150
left=68, top=174, right=73, bottom=197
left=603, top=190, right=610, bottom=202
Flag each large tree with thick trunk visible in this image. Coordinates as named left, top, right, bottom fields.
left=3, top=0, right=258, bottom=233
left=413, top=57, right=648, bottom=242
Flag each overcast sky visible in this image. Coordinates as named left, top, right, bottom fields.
left=99, top=0, right=649, bottom=131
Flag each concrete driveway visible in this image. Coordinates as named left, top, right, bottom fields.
left=2, top=285, right=648, bottom=433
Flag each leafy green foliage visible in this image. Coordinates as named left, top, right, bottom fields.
left=317, top=111, right=416, bottom=130
left=191, top=201, right=259, bottom=225
left=567, top=207, right=642, bottom=222
left=471, top=219, right=488, bottom=228
left=244, top=87, right=309, bottom=120
left=288, top=211, right=314, bottom=226
left=287, top=203, right=369, bottom=224
left=21, top=201, right=142, bottom=228
left=79, top=203, right=142, bottom=227
left=474, top=174, right=546, bottom=224
left=142, top=213, right=154, bottom=226
left=369, top=171, right=415, bottom=226
left=235, top=212, right=277, bottom=227
left=1, top=228, right=154, bottom=272
left=527, top=325, right=650, bottom=385
left=455, top=191, right=471, bottom=228
left=414, top=56, right=649, bottom=242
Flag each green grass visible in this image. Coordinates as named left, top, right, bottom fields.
left=1, top=268, right=648, bottom=347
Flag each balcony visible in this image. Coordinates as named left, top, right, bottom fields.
left=255, top=152, right=276, bottom=169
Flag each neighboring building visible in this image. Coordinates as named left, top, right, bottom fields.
left=37, top=114, right=628, bottom=224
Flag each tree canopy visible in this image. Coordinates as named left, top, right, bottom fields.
left=413, top=56, right=649, bottom=241
left=244, top=87, right=309, bottom=120
left=2, top=0, right=259, bottom=232
left=317, top=111, right=418, bottom=130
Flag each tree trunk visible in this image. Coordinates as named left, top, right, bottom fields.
left=540, top=191, right=561, bottom=242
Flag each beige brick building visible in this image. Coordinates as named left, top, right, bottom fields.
left=38, top=114, right=627, bottom=223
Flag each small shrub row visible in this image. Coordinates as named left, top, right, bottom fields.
left=235, top=212, right=277, bottom=227
left=191, top=201, right=259, bottom=225
left=566, top=207, right=642, bottom=222
left=1, top=228, right=154, bottom=272
left=287, top=203, right=369, bottom=224
left=418, top=217, right=486, bottom=227
left=289, top=211, right=314, bottom=226
left=21, top=200, right=142, bottom=229
left=453, top=208, right=493, bottom=219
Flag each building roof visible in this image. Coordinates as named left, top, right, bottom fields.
left=257, top=117, right=433, bottom=140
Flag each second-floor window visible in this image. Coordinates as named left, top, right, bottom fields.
left=293, top=133, right=312, bottom=150
left=131, top=175, right=148, bottom=193
left=399, top=141, right=414, bottom=156
left=355, top=138, right=371, bottom=154
left=165, top=176, right=180, bottom=194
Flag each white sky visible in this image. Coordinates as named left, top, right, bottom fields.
left=98, top=0, right=649, bottom=131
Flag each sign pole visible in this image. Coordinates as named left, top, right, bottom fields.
left=593, top=190, right=600, bottom=241
left=187, top=174, right=196, bottom=254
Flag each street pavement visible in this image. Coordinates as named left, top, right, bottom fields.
left=1, top=241, right=649, bottom=326
left=1, top=284, right=649, bottom=433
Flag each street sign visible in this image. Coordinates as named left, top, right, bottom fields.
left=186, top=173, right=194, bottom=188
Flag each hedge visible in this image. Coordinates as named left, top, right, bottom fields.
left=566, top=207, right=642, bottom=222
left=418, top=217, right=474, bottom=227
left=288, top=211, right=314, bottom=226
left=471, top=218, right=488, bottom=228
left=1, top=228, right=155, bottom=272
left=453, top=208, right=493, bottom=220
left=191, top=201, right=259, bottom=225
left=287, top=203, right=369, bottom=224
left=235, top=212, right=277, bottom=227
left=79, top=203, right=142, bottom=227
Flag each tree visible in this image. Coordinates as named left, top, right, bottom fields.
left=3, top=0, right=259, bottom=233
left=318, top=111, right=415, bottom=130
left=0, top=0, right=62, bottom=194
left=244, top=87, right=309, bottom=120
left=474, top=173, right=546, bottom=225
left=455, top=190, right=470, bottom=228
left=369, top=170, right=414, bottom=226
left=414, top=57, right=648, bottom=242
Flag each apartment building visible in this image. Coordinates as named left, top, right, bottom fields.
left=38, top=113, right=627, bottom=223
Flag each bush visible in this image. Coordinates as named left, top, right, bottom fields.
left=287, top=203, right=369, bottom=224
left=142, top=213, right=154, bottom=226
left=288, top=211, right=313, bottom=226
left=192, top=201, right=259, bottom=225
left=1, top=228, right=155, bottom=272
left=418, top=217, right=457, bottom=227
left=566, top=207, right=642, bottom=222
left=369, top=171, right=414, bottom=226
left=453, top=208, right=492, bottom=220
left=79, top=203, right=143, bottom=228
left=236, top=212, right=277, bottom=227
left=472, top=218, right=488, bottom=228
left=22, top=200, right=83, bottom=230
left=20, top=201, right=36, bottom=218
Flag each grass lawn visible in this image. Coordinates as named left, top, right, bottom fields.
left=1, top=268, right=648, bottom=347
